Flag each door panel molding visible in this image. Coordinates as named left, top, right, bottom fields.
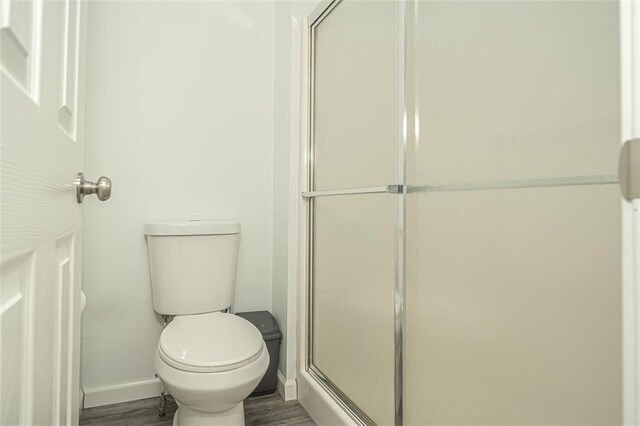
left=52, top=235, right=75, bottom=425
left=0, top=0, right=43, bottom=101
left=0, top=250, right=36, bottom=425
left=58, top=0, right=81, bottom=139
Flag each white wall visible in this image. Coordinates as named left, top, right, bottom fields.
left=82, top=0, right=275, bottom=402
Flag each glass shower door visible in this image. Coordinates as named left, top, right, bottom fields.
left=306, top=0, right=399, bottom=424
left=404, top=1, right=623, bottom=424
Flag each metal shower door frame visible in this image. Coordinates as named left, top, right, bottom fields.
left=303, top=0, right=407, bottom=425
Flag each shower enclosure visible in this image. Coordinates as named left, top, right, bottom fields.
left=300, top=0, right=638, bottom=425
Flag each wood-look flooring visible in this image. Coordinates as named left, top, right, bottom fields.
left=79, top=393, right=315, bottom=426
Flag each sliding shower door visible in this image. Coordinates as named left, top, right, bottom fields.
left=404, top=1, right=623, bottom=424
left=306, top=0, right=628, bottom=424
left=306, top=1, right=399, bottom=424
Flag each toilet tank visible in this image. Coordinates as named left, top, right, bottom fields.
left=144, top=221, right=240, bottom=315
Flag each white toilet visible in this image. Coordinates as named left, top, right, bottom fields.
left=144, top=221, right=269, bottom=426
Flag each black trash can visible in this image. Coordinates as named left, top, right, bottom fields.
left=236, top=311, right=281, bottom=396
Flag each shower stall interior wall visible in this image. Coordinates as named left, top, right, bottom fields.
left=302, top=0, right=638, bottom=424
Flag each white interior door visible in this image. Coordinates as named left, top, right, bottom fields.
left=1, top=0, right=87, bottom=424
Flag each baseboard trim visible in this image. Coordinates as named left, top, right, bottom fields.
left=83, top=377, right=162, bottom=408
left=276, top=369, right=297, bottom=401
left=85, top=373, right=297, bottom=408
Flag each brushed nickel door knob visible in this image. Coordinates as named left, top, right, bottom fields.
left=76, top=172, right=112, bottom=203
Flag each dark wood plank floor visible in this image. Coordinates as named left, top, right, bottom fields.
left=80, top=393, right=315, bottom=426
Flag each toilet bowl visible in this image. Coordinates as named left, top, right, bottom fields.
left=155, top=312, right=269, bottom=426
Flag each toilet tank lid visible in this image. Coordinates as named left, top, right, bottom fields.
left=144, top=221, right=240, bottom=236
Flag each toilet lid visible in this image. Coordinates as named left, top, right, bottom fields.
left=158, top=312, right=264, bottom=373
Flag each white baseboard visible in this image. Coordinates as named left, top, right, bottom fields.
left=78, top=388, right=85, bottom=415
left=83, top=377, right=162, bottom=408
left=84, top=372, right=297, bottom=408
left=276, top=369, right=297, bottom=401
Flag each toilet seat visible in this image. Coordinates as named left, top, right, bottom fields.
left=158, top=312, right=264, bottom=373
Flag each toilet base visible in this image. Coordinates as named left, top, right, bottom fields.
left=173, top=402, right=245, bottom=426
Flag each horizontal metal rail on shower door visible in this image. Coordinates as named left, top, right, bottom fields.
left=407, top=174, right=619, bottom=193
left=302, top=174, right=619, bottom=199
left=302, top=185, right=405, bottom=198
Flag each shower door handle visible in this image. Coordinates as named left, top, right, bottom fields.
left=619, top=138, right=640, bottom=201
left=302, top=185, right=404, bottom=198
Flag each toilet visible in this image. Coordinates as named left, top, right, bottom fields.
left=145, top=221, right=269, bottom=426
